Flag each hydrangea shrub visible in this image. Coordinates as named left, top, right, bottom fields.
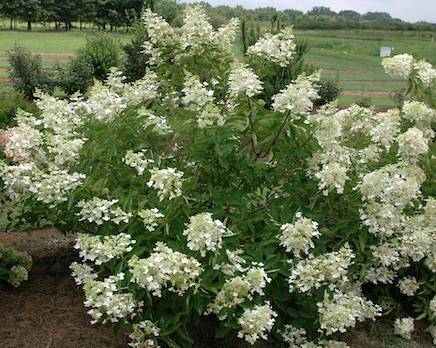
left=0, top=6, right=435, bottom=347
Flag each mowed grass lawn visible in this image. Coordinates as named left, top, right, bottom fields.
left=1, top=29, right=435, bottom=107
left=296, top=29, right=436, bottom=107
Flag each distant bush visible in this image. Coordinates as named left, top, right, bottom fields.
left=316, top=77, right=342, bottom=105
left=75, top=35, right=124, bottom=82
left=0, top=91, right=39, bottom=129
left=356, top=96, right=373, bottom=107
left=8, top=47, right=44, bottom=98
left=122, top=22, right=149, bottom=82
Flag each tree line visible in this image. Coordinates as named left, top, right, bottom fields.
left=0, top=0, right=434, bottom=32
left=0, top=0, right=143, bottom=31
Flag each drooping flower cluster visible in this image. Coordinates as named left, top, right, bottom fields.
left=141, top=109, right=172, bottom=135
left=197, top=103, right=226, bottom=128
left=397, top=277, right=419, bottom=296
left=0, top=125, right=43, bottom=163
left=77, top=198, right=132, bottom=225
left=83, top=273, right=138, bottom=324
left=183, top=212, right=231, bottom=256
left=207, top=265, right=271, bottom=317
left=394, top=317, right=414, bottom=340
left=397, top=127, right=429, bottom=163
left=247, top=28, right=296, bottom=67
left=289, top=244, right=355, bottom=293
left=147, top=167, right=184, bottom=201
left=278, top=212, right=320, bottom=255
left=123, top=150, right=154, bottom=176
left=128, top=320, right=160, bottom=348
left=414, top=59, right=436, bottom=87
left=138, top=208, right=164, bottom=232
left=272, top=72, right=320, bottom=115
left=70, top=262, right=97, bottom=286
left=317, top=289, right=382, bottom=335
left=280, top=325, right=350, bottom=348
left=128, top=242, right=202, bottom=297
left=237, top=302, right=277, bottom=345
left=75, top=233, right=135, bottom=265
left=181, top=73, right=214, bottom=111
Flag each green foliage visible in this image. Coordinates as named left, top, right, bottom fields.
left=74, top=34, right=124, bottom=82
left=8, top=46, right=44, bottom=98
left=316, top=77, right=342, bottom=106
left=0, top=242, right=32, bottom=288
left=122, top=22, right=149, bottom=82
left=0, top=90, right=38, bottom=129
left=356, top=96, right=373, bottom=108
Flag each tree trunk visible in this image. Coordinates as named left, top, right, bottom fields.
left=10, top=18, right=13, bottom=30
left=80, top=21, right=82, bottom=30
left=27, top=20, right=32, bottom=31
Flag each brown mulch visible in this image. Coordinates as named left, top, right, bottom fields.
left=0, top=274, right=126, bottom=348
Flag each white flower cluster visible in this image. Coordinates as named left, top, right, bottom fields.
left=0, top=125, right=43, bottom=163
left=247, top=28, right=296, bottom=67
left=76, top=198, right=132, bottom=225
left=182, top=73, right=214, bottom=111
left=1, top=163, right=85, bottom=205
left=213, top=248, right=246, bottom=276
left=317, top=289, right=381, bottom=336
left=197, top=103, right=226, bottom=129
left=70, top=261, right=97, bottom=285
left=397, top=127, right=429, bottom=163
left=272, top=72, right=320, bottom=115
left=415, top=59, right=436, bottom=87
left=402, top=101, right=435, bottom=138
left=83, top=273, right=138, bottom=324
left=228, top=64, right=263, bottom=98
left=147, top=167, right=184, bottom=201
left=141, top=109, right=172, bottom=136
left=123, top=150, right=154, bottom=175
left=84, top=82, right=127, bottom=122
left=370, top=109, right=401, bottom=150
left=142, top=6, right=239, bottom=63
left=207, top=265, right=271, bottom=317
left=128, top=242, right=202, bottom=297
left=8, top=265, right=29, bottom=287
left=183, top=212, right=231, bottom=256
left=129, top=320, right=160, bottom=348
left=278, top=212, right=320, bottom=255
left=214, top=18, right=240, bottom=51
left=237, top=302, right=277, bottom=345
left=397, top=276, right=419, bottom=296
left=382, top=54, right=414, bottom=79
left=289, top=244, right=355, bottom=293
left=180, top=6, right=214, bottom=53
left=138, top=208, right=164, bottom=232
left=383, top=54, right=436, bottom=87
left=280, top=325, right=350, bottom=348
left=394, top=317, right=414, bottom=340
left=75, top=233, right=135, bottom=265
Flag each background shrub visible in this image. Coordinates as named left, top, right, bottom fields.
left=0, top=91, right=38, bottom=129
left=316, top=77, right=342, bottom=105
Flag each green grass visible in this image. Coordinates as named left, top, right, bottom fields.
left=295, top=29, right=435, bottom=106
left=0, top=28, right=434, bottom=107
left=0, top=30, right=131, bottom=53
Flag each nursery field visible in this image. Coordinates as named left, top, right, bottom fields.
left=1, top=29, right=436, bottom=107
left=295, top=29, right=436, bottom=107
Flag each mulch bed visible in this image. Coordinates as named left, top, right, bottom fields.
left=0, top=274, right=126, bottom=348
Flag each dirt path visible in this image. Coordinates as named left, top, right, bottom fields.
left=342, top=90, right=391, bottom=97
